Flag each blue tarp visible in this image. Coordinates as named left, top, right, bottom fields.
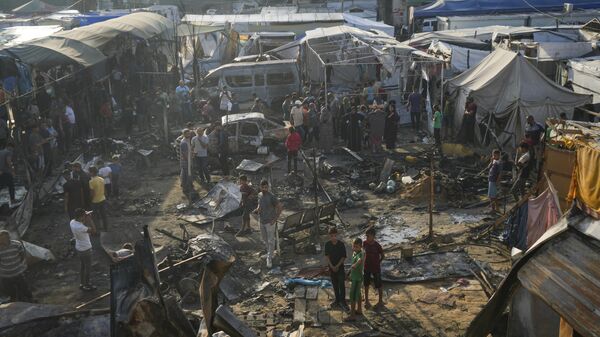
left=77, top=13, right=127, bottom=27
left=415, top=0, right=600, bottom=18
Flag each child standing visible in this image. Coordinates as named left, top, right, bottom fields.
left=237, top=175, right=256, bottom=236
left=487, top=149, right=502, bottom=212
left=363, top=227, right=385, bottom=311
left=346, top=238, right=364, bottom=321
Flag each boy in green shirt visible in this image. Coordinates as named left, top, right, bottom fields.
left=346, top=238, right=364, bottom=321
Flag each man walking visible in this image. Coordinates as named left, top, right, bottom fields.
left=0, top=143, right=16, bottom=206
left=407, top=89, right=421, bottom=132
left=325, top=226, right=348, bottom=310
left=88, top=166, right=108, bottom=231
left=0, top=230, right=32, bottom=301
left=285, top=127, right=302, bottom=174
left=69, top=208, right=97, bottom=291
left=255, top=180, right=282, bottom=269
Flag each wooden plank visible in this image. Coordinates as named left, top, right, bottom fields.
left=305, top=287, right=318, bottom=300
left=294, top=286, right=306, bottom=299
left=293, top=298, right=306, bottom=323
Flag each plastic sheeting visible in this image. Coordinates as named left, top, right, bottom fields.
left=194, top=181, right=242, bottom=218
left=342, top=13, right=394, bottom=37
left=429, top=40, right=490, bottom=72
left=415, top=0, right=600, bottom=18
left=526, top=187, right=562, bottom=247
left=568, top=56, right=600, bottom=103
left=536, top=42, right=594, bottom=61
left=445, top=48, right=592, bottom=148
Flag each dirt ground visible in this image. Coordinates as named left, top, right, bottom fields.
left=21, top=125, right=511, bottom=337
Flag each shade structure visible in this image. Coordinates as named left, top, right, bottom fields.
left=3, top=36, right=106, bottom=69
left=446, top=48, right=592, bottom=148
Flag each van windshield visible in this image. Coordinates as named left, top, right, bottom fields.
left=203, top=75, right=219, bottom=87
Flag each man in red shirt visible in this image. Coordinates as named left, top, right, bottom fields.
left=363, top=227, right=385, bottom=311
left=285, top=127, right=302, bottom=174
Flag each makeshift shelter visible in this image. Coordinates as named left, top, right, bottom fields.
left=0, top=25, right=63, bottom=48
left=568, top=56, right=600, bottom=103
left=445, top=48, right=592, bottom=148
left=428, top=40, right=490, bottom=73
left=415, top=0, right=600, bottom=18
left=466, top=211, right=600, bottom=337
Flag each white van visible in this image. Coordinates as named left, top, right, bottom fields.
left=202, top=59, right=301, bottom=109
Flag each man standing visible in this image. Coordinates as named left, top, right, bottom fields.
left=108, top=156, right=122, bottom=199
left=63, top=169, right=84, bottom=220
left=366, top=104, right=386, bottom=153
left=255, top=180, right=282, bottom=269
left=0, top=230, right=32, bottom=301
left=192, top=127, right=210, bottom=184
left=215, top=124, right=229, bottom=176
left=524, top=115, right=545, bottom=169
left=462, top=97, right=477, bottom=144
left=180, top=129, right=194, bottom=197
left=69, top=208, right=97, bottom=291
left=325, top=226, right=348, bottom=310
left=282, top=95, right=292, bottom=121
left=290, top=100, right=305, bottom=140
left=88, top=166, right=108, bottom=231
left=433, top=104, right=443, bottom=152
left=0, top=143, right=16, bottom=206
left=64, top=100, right=76, bottom=151
left=176, top=81, right=192, bottom=121
left=511, top=142, right=532, bottom=201
left=71, top=162, right=91, bottom=209
left=97, top=160, right=112, bottom=199
left=407, top=89, right=421, bottom=132
left=219, top=87, right=232, bottom=115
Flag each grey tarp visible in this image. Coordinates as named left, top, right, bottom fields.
left=446, top=48, right=592, bottom=148
left=3, top=36, right=106, bottom=69
left=54, top=12, right=173, bottom=50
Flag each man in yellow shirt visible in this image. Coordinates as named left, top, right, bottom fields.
left=88, top=166, right=108, bottom=231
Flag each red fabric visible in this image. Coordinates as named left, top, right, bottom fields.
left=363, top=240, right=383, bottom=273
left=285, top=132, right=302, bottom=152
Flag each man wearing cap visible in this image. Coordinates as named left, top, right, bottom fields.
left=290, top=100, right=305, bottom=141
left=0, top=230, right=32, bottom=301
left=69, top=208, right=97, bottom=291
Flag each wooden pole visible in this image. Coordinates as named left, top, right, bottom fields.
left=429, top=152, right=434, bottom=239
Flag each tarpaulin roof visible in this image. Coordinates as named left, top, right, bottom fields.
left=342, top=13, right=394, bottom=37
left=2, top=36, right=106, bottom=69
left=0, top=25, right=63, bottom=48
left=183, top=13, right=344, bottom=25
left=446, top=48, right=592, bottom=147
left=415, top=0, right=600, bottom=18
left=11, top=0, right=63, bottom=14
left=405, top=31, right=491, bottom=50
left=177, top=23, right=224, bottom=37
left=53, top=12, right=173, bottom=49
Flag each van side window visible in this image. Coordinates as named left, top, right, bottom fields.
left=254, top=74, right=264, bottom=86
left=267, top=72, right=295, bottom=85
left=241, top=122, right=259, bottom=136
left=226, top=75, right=253, bottom=87
left=203, top=76, right=219, bottom=87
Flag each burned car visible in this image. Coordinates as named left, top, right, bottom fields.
left=208, top=113, right=290, bottom=154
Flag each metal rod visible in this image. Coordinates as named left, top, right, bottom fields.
left=429, top=152, right=434, bottom=239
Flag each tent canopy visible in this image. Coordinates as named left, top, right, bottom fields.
left=446, top=48, right=591, bottom=147
left=415, top=0, right=600, bottom=18
left=3, top=36, right=106, bottom=69
left=53, top=12, right=173, bottom=50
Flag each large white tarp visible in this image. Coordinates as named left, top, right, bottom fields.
left=446, top=48, right=591, bottom=148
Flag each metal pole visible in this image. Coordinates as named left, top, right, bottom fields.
left=429, top=151, right=434, bottom=239
left=312, top=148, right=320, bottom=248
left=324, top=62, right=328, bottom=108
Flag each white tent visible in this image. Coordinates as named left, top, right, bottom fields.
left=446, top=48, right=592, bottom=148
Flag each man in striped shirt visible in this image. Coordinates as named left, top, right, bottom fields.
left=0, top=230, right=32, bottom=301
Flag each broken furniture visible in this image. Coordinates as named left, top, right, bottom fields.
left=278, top=201, right=337, bottom=253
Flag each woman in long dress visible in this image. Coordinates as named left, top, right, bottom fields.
left=384, top=101, right=399, bottom=149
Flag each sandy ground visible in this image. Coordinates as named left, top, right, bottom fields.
left=21, top=126, right=511, bottom=337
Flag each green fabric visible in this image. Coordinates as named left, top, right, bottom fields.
left=350, top=280, right=362, bottom=302
left=433, top=110, right=443, bottom=129
left=350, top=251, right=363, bottom=281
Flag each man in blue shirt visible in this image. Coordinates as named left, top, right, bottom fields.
left=407, top=90, right=422, bottom=132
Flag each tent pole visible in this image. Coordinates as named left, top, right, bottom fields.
left=324, top=62, right=328, bottom=107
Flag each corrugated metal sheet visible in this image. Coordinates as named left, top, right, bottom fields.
left=518, top=231, right=600, bottom=337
